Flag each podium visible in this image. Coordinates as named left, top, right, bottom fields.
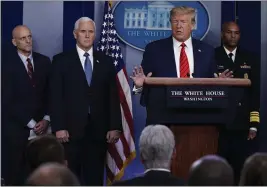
left=143, top=77, right=251, bottom=179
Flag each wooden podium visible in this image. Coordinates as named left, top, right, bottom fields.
left=143, top=78, right=251, bottom=180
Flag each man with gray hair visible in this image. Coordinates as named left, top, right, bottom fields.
left=50, top=17, right=122, bottom=185
left=113, top=125, right=183, bottom=186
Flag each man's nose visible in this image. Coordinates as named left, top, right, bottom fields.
left=26, top=37, right=31, bottom=43
left=231, top=32, right=236, bottom=38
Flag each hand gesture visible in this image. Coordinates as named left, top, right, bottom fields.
left=214, top=69, right=233, bottom=78
left=130, top=66, right=152, bottom=88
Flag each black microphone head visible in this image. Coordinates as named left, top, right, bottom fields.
left=191, top=73, right=195, bottom=77
left=187, top=73, right=190, bottom=77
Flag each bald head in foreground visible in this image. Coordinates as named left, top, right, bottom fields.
left=26, top=163, right=80, bottom=186
left=188, top=155, right=234, bottom=186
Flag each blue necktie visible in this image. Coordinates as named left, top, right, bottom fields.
left=84, top=52, right=93, bottom=86
left=84, top=52, right=92, bottom=113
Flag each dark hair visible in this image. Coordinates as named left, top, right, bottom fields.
left=26, top=163, right=80, bottom=186
left=26, top=135, right=65, bottom=171
left=239, top=153, right=267, bottom=186
left=188, top=155, right=234, bottom=186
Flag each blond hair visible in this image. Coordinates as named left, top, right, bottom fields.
left=170, top=6, right=196, bottom=24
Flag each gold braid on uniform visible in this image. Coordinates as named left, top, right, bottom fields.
left=250, top=111, right=260, bottom=123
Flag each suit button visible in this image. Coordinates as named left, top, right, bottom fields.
left=238, top=102, right=242, bottom=106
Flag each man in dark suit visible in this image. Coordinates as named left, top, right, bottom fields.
left=50, top=17, right=122, bottom=186
left=1, top=25, right=51, bottom=185
left=113, top=125, right=184, bottom=186
left=215, top=21, right=261, bottom=184
left=130, top=6, right=232, bottom=105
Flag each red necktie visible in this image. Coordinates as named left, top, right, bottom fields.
left=27, top=58, right=33, bottom=79
left=27, top=58, right=35, bottom=86
left=180, top=43, right=190, bottom=78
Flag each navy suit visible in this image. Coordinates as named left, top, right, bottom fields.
left=50, top=49, right=122, bottom=185
left=140, top=36, right=216, bottom=124
left=1, top=49, right=51, bottom=185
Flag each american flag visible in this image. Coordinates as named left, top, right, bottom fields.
left=96, top=1, right=136, bottom=185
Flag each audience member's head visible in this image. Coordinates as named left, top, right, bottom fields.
left=139, top=124, right=176, bottom=170
left=188, top=155, right=234, bottom=186
left=26, top=135, right=66, bottom=171
left=239, top=153, right=267, bottom=186
left=26, top=162, right=80, bottom=186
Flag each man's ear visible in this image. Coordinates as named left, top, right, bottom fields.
left=12, top=38, right=17, bottom=47
left=64, top=160, right=68, bottom=166
left=171, top=147, right=177, bottom=162
left=140, top=153, right=144, bottom=164
left=73, top=30, right=77, bottom=39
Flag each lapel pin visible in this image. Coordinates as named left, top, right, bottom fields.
left=96, top=60, right=100, bottom=63
left=198, top=49, right=201, bottom=52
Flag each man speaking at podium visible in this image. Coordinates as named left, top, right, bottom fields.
left=131, top=6, right=231, bottom=106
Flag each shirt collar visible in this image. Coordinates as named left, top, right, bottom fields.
left=173, top=36, right=193, bottom=49
left=223, top=46, right=237, bottom=56
left=76, top=45, right=93, bottom=58
left=144, top=168, right=171, bottom=174
left=17, top=51, right=33, bottom=63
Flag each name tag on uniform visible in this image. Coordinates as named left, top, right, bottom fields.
left=240, top=62, right=251, bottom=69
left=217, top=65, right=225, bottom=70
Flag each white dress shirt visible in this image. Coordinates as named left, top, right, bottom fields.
left=144, top=168, right=171, bottom=174
left=76, top=45, right=94, bottom=70
left=173, top=36, right=194, bottom=78
left=17, top=52, right=51, bottom=139
left=133, top=37, right=195, bottom=93
left=223, top=46, right=237, bottom=62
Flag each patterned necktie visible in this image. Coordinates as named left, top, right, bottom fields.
left=228, top=53, right=234, bottom=63
left=180, top=43, right=190, bottom=78
left=83, top=52, right=93, bottom=86
left=27, top=58, right=34, bottom=79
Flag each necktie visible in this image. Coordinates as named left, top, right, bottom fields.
left=27, top=58, right=35, bottom=87
left=180, top=43, right=190, bottom=78
left=228, top=53, right=234, bottom=62
left=27, top=58, right=33, bottom=79
left=83, top=52, right=93, bottom=86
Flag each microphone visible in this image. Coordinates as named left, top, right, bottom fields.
left=186, top=73, right=195, bottom=78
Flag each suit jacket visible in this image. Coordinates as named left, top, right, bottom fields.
left=1, top=49, right=51, bottom=141
left=50, top=49, right=122, bottom=140
left=140, top=37, right=217, bottom=124
left=112, top=170, right=184, bottom=186
left=215, top=46, right=260, bottom=130
left=141, top=36, right=216, bottom=79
